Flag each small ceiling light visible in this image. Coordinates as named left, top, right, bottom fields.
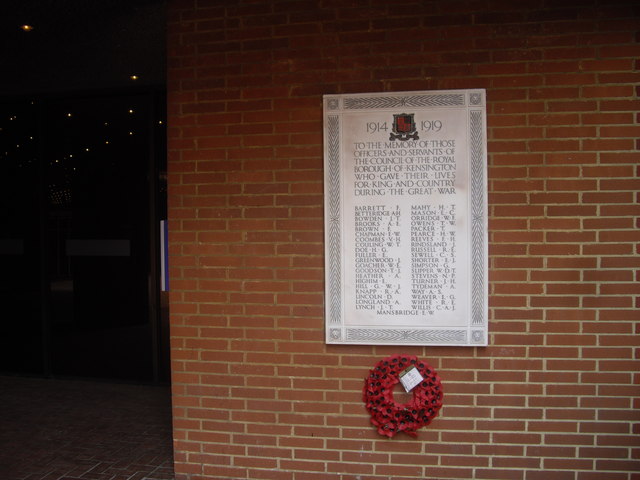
left=21, top=24, right=34, bottom=32
left=128, top=109, right=134, bottom=114
left=66, top=113, right=72, bottom=118
left=130, top=75, right=139, bottom=80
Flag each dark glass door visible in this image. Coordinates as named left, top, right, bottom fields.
left=0, top=91, right=166, bottom=382
left=0, top=101, right=44, bottom=374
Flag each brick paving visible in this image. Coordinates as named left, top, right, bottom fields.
left=0, top=376, right=175, bottom=480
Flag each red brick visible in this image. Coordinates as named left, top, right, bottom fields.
left=167, top=2, right=639, bottom=478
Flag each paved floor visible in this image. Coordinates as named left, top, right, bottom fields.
left=0, top=375, right=175, bottom=480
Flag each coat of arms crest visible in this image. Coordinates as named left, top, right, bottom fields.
left=389, top=113, right=419, bottom=141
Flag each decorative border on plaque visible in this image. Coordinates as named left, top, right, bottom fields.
left=469, top=91, right=483, bottom=105
left=344, top=93, right=465, bottom=110
left=326, top=97, right=340, bottom=110
left=470, top=109, right=486, bottom=326
left=346, top=328, right=467, bottom=344
left=329, top=328, right=343, bottom=341
left=326, top=114, right=342, bottom=325
left=471, top=330, right=484, bottom=344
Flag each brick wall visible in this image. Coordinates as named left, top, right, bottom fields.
left=166, top=1, right=640, bottom=479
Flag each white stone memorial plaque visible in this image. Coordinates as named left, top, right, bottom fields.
left=323, top=89, right=488, bottom=346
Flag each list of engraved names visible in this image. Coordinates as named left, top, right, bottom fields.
left=352, top=140, right=459, bottom=317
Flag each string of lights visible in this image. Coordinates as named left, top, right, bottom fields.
left=0, top=96, right=165, bottom=208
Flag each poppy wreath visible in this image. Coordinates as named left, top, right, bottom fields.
left=363, top=354, right=443, bottom=438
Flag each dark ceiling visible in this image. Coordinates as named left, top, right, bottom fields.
left=1, top=0, right=166, bottom=96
